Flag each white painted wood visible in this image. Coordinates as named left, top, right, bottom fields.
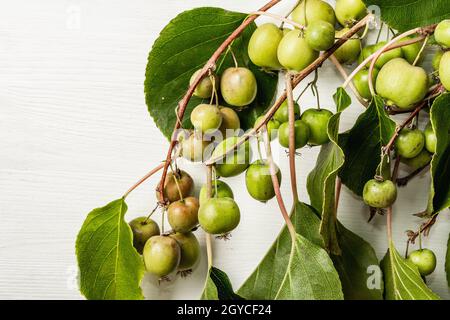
left=0, top=0, right=449, bottom=300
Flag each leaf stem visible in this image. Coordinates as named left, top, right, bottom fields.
left=263, top=127, right=296, bottom=242
left=156, top=0, right=282, bottom=202
left=285, top=72, right=299, bottom=202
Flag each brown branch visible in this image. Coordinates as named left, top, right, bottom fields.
left=156, top=0, right=282, bottom=201
left=205, top=14, right=373, bottom=166
left=123, top=163, right=165, bottom=199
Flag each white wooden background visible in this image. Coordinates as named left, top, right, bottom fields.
left=0, top=0, right=449, bottom=300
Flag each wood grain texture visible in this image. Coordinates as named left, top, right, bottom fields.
left=0, top=0, right=449, bottom=299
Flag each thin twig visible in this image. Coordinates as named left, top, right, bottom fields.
left=342, top=35, right=427, bottom=89
left=250, top=11, right=305, bottom=30
left=285, top=72, right=299, bottom=202
left=123, top=163, right=165, bottom=199
left=329, top=54, right=369, bottom=107
left=263, top=127, right=296, bottom=241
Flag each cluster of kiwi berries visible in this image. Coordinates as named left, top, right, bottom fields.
left=360, top=17, right=450, bottom=278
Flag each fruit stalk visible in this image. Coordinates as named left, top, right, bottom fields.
left=206, top=14, right=374, bottom=166
left=156, top=0, right=282, bottom=201
left=264, top=127, right=296, bottom=241
left=285, top=73, right=299, bottom=201
left=249, top=11, right=305, bottom=29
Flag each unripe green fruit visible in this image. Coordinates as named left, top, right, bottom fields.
left=190, top=104, right=222, bottom=134
left=248, top=23, right=283, bottom=69
left=334, top=28, right=361, bottom=64
left=220, top=67, right=257, bottom=107
left=274, top=100, right=301, bottom=123
left=282, top=28, right=292, bottom=36
left=170, top=232, right=200, bottom=271
left=199, top=198, right=240, bottom=235
left=335, top=0, right=367, bottom=27
left=301, top=108, right=334, bottom=145
left=254, top=116, right=280, bottom=140
left=358, top=44, right=376, bottom=66
left=278, top=120, right=310, bottom=149
left=400, top=36, right=423, bottom=65
left=199, top=180, right=234, bottom=206
left=439, top=51, right=450, bottom=91
left=181, top=134, right=211, bottom=162
left=277, top=30, right=319, bottom=72
left=363, top=179, right=397, bottom=208
left=305, top=20, right=335, bottom=51
left=212, top=137, right=251, bottom=177
left=246, top=160, right=281, bottom=201
left=401, top=149, right=432, bottom=170
left=432, top=50, right=444, bottom=71
left=435, top=19, right=450, bottom=49
left=373, top=41, right=404, bottom=69
left=219, top=107, right=240, bottom=136
left=407, top=249, right=437, bottom=276
left=190, top=70, right=218, bottom=99
left=353, top=68, right=379, bottom=100
left=129, top=217, right=160, bottom=254
left=161, top=170, right=194, bottom=203
left=424, top=122, right=437, bottom=154
left=376, top=58, right=428, bottom=110
left=291, top=0, right=336, bottom=26
left=143, top=236, right=180, bottom=278
left=167, top=197, right=199, bottom=233
left=395, top=128, right=425, bottom=159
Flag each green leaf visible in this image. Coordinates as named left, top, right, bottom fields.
left=333, top=87, right=352, bottom=113
left=76, top=199, right=145, bottom=300
left=201, top=267, right=242, bottom=300
left=145, top=7, right=278, bottom=139
left=307, top=112, right=345, bottom=255
left=339, top=96, right=396, bottom=196
left=446, top=234, right=450, bottom=287
left=238, top=202, right=343, bottom=300
left=381, top=241, right=440, bottom=300
left=363, top=0, right=450, bottom=32
left=331, top=223, right=384, bottom=300
left=429, top=93, right=450, bottom=214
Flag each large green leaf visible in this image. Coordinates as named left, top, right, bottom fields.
left=339, top=96, right=396, bottom=196
left=381, top=241, right=440, bottom=300
left=201, top=267, right=242, bottom=300
left=363, top=0, right=450, bottom=32
left=331, top=223, right=383, bottom=300
left=76, top=199, right=145, bottom=300
left=429, top=93, right=450, bottom=214
left=446, top=234, right=450, bottom=287
left=145, top=7, right=278, bottom=139
left=238, top=202, right=343, bottom=300
left=307, top=89, right=351, bottom=255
